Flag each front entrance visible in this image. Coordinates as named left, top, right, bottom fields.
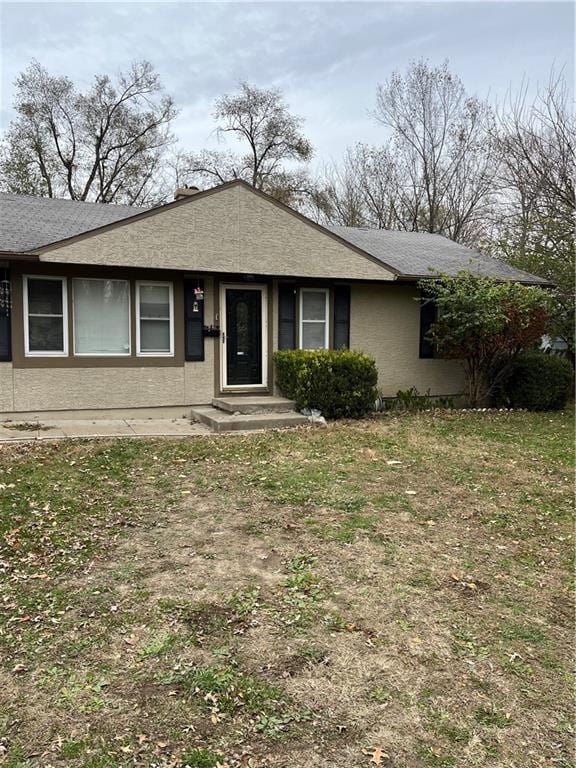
left=220, top=284, right=268, bottom=389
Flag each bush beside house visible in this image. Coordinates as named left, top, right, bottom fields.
left=274, top=349, right=378, bottom=419
left=501, top=352, right=573, bottom=411
left=420, top=273, right=553, bottom=407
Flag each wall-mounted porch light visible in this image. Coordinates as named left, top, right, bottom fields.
left=192, top=283, right=205, bottom=313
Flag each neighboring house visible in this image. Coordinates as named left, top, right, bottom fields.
left=0, top=180, right=548, bottom=417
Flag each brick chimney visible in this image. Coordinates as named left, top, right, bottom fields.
left=174, top=186, right=201, bottom=201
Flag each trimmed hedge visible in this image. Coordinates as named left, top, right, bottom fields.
left=274, top=349, right=378, bottom=420
left=502, top=352, right=573, bottom=411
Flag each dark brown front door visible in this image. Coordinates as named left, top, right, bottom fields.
left=225, top=288, right=263, bottom=386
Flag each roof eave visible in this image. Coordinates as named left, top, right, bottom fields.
left=394, top=273, right=555, bottom=287
left=0, top=250, right=40, bottom=261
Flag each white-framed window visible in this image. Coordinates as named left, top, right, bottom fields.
left=300, top=288, right=329, bottom=350
left=136, top=281, right=174, bottom=356
left=23, top=275, right=68, bottom=356
left=72, top=278, right=131, bottom=356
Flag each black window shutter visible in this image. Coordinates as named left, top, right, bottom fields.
left=333, top=285, right=351, bottom=349
left=278, top=284, right=296, bottom=349
left=419, top=295, right=436, bottom=359
left=0, top=273, right=11, bottom=362
left=184, top=279, right=204, bottom=362
left=0, top=316, right=10, bottom=362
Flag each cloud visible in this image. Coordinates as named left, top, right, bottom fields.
left=0, top=1, right=573, bottom=163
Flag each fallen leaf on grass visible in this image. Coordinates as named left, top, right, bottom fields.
left=362, top=746, right=389, bottom=765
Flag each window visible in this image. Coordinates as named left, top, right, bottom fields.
left=419, top=295, right=437, bottom=359
left=23, top=276, right=68, bottom=356
left=136, top=281, right=174, bottom=356
left=73, top=278, right=130, bottom=356
left=300, top=288, right=329, bottom=349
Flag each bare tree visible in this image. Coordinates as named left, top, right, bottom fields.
left=177, top=82, right=313, bottom=205
left=496, top=72, right=574, bottom=238
left=318, top=144, right=400, bottom=228
left=317, top=148, right=369, bottom=228
left=491, top=71, right=575, bottom=360
left=0, top=60, right=177, bottom=205
left=372, top=59, right=498, bottom=242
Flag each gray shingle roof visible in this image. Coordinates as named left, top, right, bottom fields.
left=329, top=226, right=549, bottom=284
left=0, top=192, right=146, bottom=252
left=0, top=189, right=548, bottom=285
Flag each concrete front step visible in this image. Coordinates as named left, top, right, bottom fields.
left=212, top=395, right=297, bottom=415
left=191, top=406, right=307, bottom=433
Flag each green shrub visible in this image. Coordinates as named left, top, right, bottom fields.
left=502, top=352, right=572, bottom=411
left=274, top=349, right=378, bottom=420
left=378, top=387, right=454, bottom=412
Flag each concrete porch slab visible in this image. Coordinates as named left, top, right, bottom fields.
left=191, top=406, right=307, bottom=433
left=212, top=395, right=297, bottom=415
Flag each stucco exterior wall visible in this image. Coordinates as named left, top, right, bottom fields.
left=0, top=364, right=14, bottom=412
left=12, top=367, right=187, bottom=411
left=236, top=186, right=394, bottom=281
left=2, top=363, right=215, bottom=415
left=350, top=283, right=465, bottom=397
left=39, top=185, right=394, bottom=282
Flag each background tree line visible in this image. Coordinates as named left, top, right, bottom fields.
left=0, top=58, right=573, bottom=358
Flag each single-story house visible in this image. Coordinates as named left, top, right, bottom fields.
left=0, top=180, right=548, bottom=420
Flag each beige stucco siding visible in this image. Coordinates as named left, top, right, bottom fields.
left=39, top=185, right=394, bottom=282
left=12, top=368, right=184, bottom=411
left=3, top=362, right=214, bottom=414
left=40, top=186, right=240, bottom=272
left=0, top=364, right=14, bottom=411
left=350, top=284, right=465, bottom=397
left=236, top=186, right=394, bottom=281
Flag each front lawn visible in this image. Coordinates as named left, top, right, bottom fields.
left=0, top=411, right=573, bottom=767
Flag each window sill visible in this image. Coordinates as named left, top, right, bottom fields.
left=74, top=353, right=131, bottom=358
left=24, top=352, right=68, bottom=358
left=136, top=352, right=174, bottom=358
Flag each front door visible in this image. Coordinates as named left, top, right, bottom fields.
left=222, top=285, right=267, bottom=388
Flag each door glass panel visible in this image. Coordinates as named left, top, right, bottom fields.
left=236, top=300, right=249, bottom=354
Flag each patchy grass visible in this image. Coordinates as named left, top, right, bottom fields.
left=0, top=409, right=573, bottom=767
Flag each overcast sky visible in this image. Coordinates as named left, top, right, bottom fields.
left=0, top=1, right=573, bottom=170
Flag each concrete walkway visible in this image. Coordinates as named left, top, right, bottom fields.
left=0, top=418, right=211, bottom=442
